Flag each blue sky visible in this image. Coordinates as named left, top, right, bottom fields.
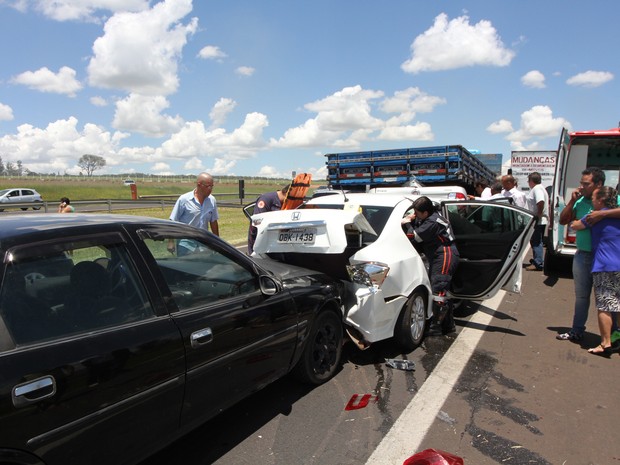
left=0, top=0, right=618, bottom=180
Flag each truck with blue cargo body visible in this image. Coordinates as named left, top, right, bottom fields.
left=325, top=145, right=498, bottom=195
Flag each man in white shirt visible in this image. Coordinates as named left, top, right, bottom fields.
left=474, top=181, right=492, bottom=199
left=525, top=172, right=549, bottom=271
left=501, top=174, right=527, bottom=208
left=488, top=182, right=504, bottom=200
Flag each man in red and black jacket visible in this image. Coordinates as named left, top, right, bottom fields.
left=405, top=196, right=460, bottom=336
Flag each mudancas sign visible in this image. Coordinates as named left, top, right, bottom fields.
left=510, top=150, right=557, bottom=192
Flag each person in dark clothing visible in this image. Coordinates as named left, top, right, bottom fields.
left=405, top=196, right=460, bottom=336
left=247, top=184, right=290, bottom=255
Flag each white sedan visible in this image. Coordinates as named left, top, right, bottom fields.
left=251, top=193, right=535, bottom=350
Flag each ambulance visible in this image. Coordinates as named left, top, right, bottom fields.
left=546, top=126, right=620, bottom=273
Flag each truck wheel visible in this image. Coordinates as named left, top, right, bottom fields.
left=395, top=290, right=427, bottom=352
left=293, top=310, right=343, bottom=385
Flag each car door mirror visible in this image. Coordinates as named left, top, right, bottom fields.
left=243, top=202, right=256, bottom=221
left=259, top=275, right=279, bottom=295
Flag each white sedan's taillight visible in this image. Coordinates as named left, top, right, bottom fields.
left=346, top=262, right=390, bottom=288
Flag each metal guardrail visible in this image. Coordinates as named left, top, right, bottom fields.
left=0, top=196, right=258, bottom=214
left=137, top=192, right=262, bottom=206
left=0, top=199, right=172, bottom=213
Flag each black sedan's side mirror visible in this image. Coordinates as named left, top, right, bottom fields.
left=259, top=275, right=279, bottom=295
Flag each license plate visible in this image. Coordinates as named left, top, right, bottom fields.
left=277, top=228, right=316, bottom=244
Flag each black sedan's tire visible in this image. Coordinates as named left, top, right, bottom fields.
left=395, top=290, right=428, bottom=352
left=294, top=310, right=343, bottom=385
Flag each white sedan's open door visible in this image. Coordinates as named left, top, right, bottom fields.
left=441, top=200, right=536, bottom=300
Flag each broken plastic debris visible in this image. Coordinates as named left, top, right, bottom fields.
left=402, top=448, right=464, bottom=465
left=385, top=358, right=416, bottom=371
left=344, top=393, right=378, bottom=411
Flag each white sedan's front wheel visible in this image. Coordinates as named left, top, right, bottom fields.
left=395, top=290, right=428, bottom=352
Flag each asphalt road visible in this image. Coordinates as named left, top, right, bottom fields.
left=142, top=252, right=619, bottom=465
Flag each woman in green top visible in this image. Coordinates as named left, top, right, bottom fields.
left=58, top=197, right=75, bottom=213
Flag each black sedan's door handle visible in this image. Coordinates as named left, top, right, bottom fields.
left=12, top=376, right=56, bottom=408
left=190, top=327, right=213, bottom=348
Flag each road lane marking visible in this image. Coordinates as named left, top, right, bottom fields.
left=365, top=291, right=505, bottom=465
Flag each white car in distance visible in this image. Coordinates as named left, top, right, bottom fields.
left=251, top=193, right=535, bottom=351
left=0, top=188, right=43, bottom=211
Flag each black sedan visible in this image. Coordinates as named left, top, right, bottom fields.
left=0, top=214, right=343, bottom=465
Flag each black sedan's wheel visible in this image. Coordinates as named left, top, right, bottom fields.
left=395, top=290, right=428, bottom=352
left=294, top=310, right=342, bottom=385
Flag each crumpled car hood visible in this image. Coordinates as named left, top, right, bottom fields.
left=255, top=256, right=341, bottom=291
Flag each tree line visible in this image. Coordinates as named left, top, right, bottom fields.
left=0, top=154, right=106, bottom=177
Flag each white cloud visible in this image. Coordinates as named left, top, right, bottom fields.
left=502, top=105, right=571, bottom=150
left=402, top=13, right=515, bottom=74
left=257, top=165, right=285, bottom=178
left=0, top=102, right=14, bottom=121
left=566, top=70, right=614, bottom=88
left=272, top=85, right=439, bottom=149
left=380, top=87, right=446, bottom=115
left=31, top=0, right=150, bottom=22
left=521, top=70, right=546, bottom=88
left=87, top=0, right=197, bottom=95
left=486, top=119, right=513, bottom=133
left=150, top=162, right=173, bottom=175
left=11, top=66, right=83, bottom=96
left=236, top=66, right=255, bottom=77
left=0, top=116, right=128, bottom=173
left=159, top=112, right=269, bottom=160
left=306, top=86, right=384, bottom=130
left=112, top=93, right=184, bottom=137
left=5, top=1, right=28, bottom=13
left=198, top=45, right=227, bottom=60
left=377, top=122, right=434, bottom=141
left=272, top=86, right=383, bottom=148
left=90, top=96, right=108, bottom=106
left=209, top=97, right=237, bottom=128
left=210, top=158, right=237, bottom=175
left=183, top=157, right=204, bottom=171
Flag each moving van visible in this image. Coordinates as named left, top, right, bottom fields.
left=545, top=126, right=620, bottom=274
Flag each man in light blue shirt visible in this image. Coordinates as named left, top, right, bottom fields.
left=169, top=172, right=219, bottom=254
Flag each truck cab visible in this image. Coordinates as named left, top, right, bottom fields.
left=546, top=127, right=620, bottom=273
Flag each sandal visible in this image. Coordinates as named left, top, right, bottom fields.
left=587, top=344, right=612, bottom=357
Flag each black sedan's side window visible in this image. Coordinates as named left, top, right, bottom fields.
left=142, top=237, right=259, bottom=311
left=0, top=241, right=154, bottom=346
